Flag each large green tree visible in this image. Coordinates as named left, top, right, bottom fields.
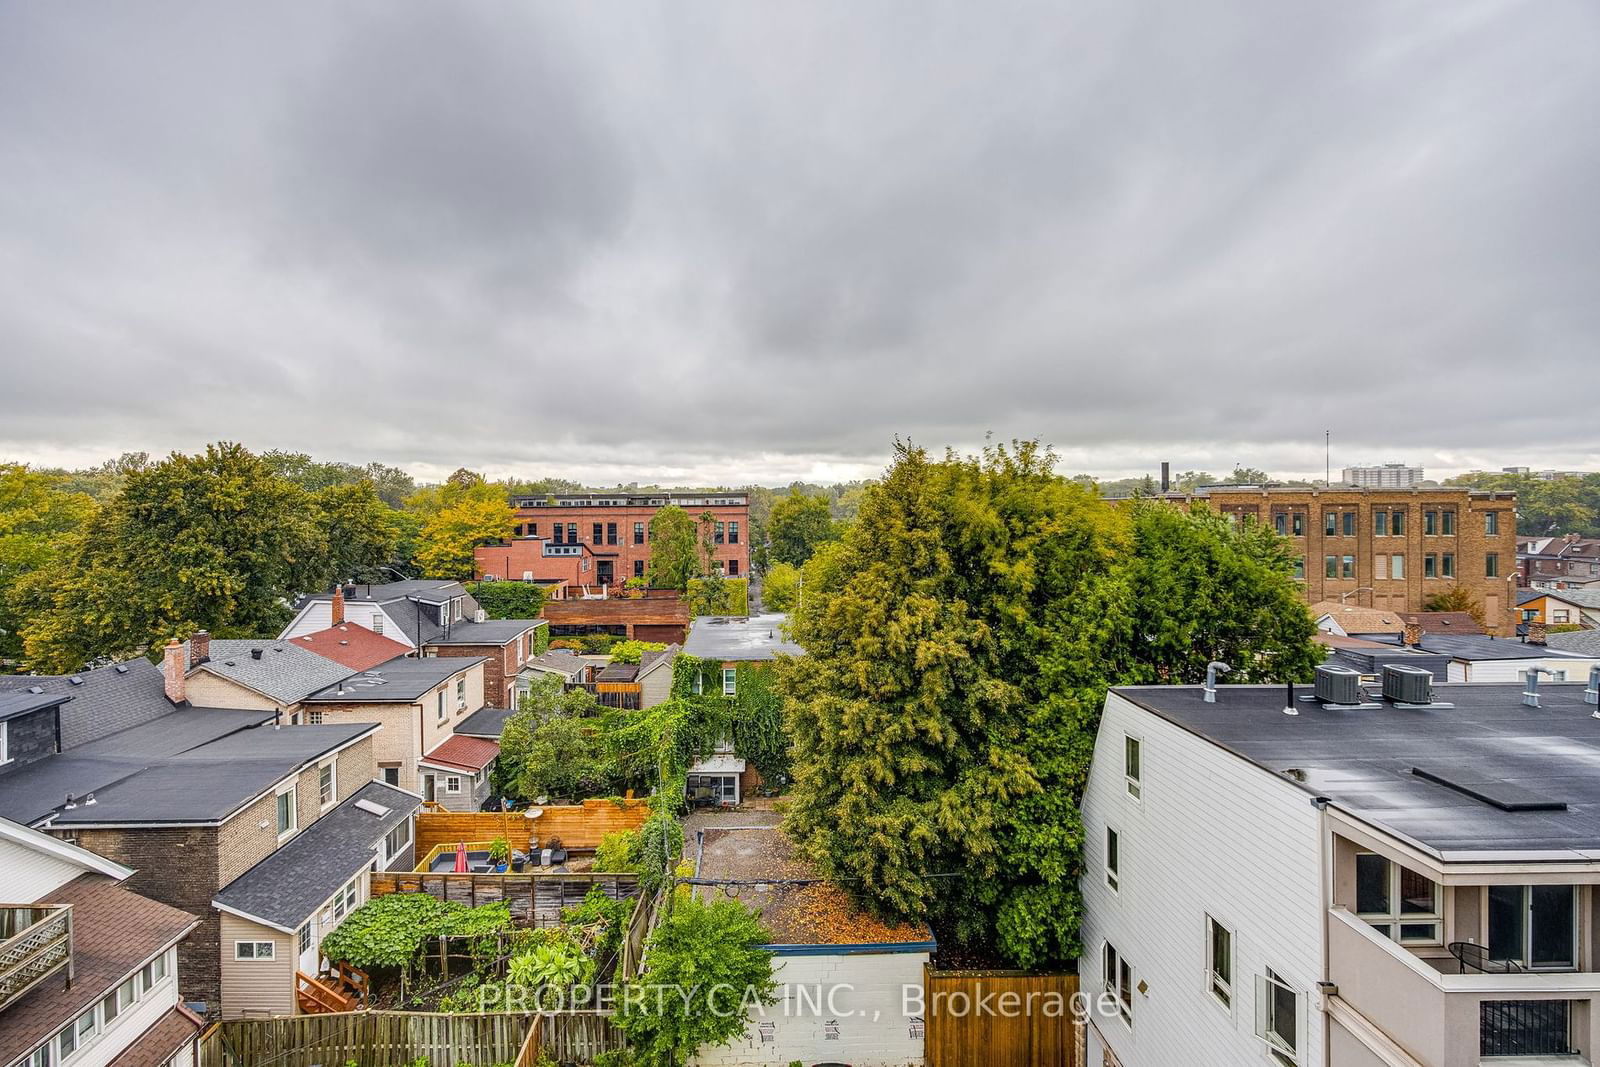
left=779, top=442, right=1319, bottom=967
left=21, top=443, right=396, bottom=673
left=646, top=505, right=702, bottom=592
left=765, top=490, right=839, bottom=567
left=412, top=482, right=514, bottom=579
left=0, top=466, right=97, bottom=663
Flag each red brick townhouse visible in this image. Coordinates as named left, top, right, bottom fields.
left=477, top=491, right=751, bottom=589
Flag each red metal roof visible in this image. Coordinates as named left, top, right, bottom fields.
left=293, top=624, right=413, bottom=671
left=421, top=733, right=500, bottom=772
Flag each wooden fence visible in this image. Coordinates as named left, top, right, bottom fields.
left=413, top=799, right=650, bottom=856
left=525, top=1011, right=628, bottom=1063
left=923, top=968, right=1079, bottom=1067
left=369, top=870, right=641, bottom=926
left=198, top=1010, right=536, bottom=1067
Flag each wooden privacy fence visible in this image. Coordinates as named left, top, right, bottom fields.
left=198, top=1010, right=536, bottom=1067
left=413, top=799, right=650, bottom=856
left=923, top=968, right=1079, bottom=1067
left=369, top=871, right=640, bottom=926
left=523, top=1011, right=628, bottom=1064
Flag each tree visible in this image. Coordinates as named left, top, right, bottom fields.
left=761, top=562, right=801, bottom=613
left=467, top=580, right=546, bottom=620
left=1226, top=467, right=1270, bottom=484
left=21, top=443, right=394, bottom=672
left=646, top=506, right=701, bottom=592
left=616, top=894, right=777, bottom=1067
left=311, top=482, right=402, bottom=583
left=413, top=485, right=513, bottom=579
left=0, top=466, right=96, bottom=662
left=609, top=639, right=667, bottom=665
left=1423, top=586, right=1486, bottom=627
left=765, top=491, right=838, bottom=567
left=779, top=441, right=1320, bottom=967
left=496, top=676, right=612, bottom=800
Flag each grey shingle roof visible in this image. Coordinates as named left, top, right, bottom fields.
left=524, top=650, right=588, bottom=679
left=1547, top=629, right=1600, bottom=658
left=426, top=619, right=545, bottom=646
left=1399, top=633, right=1595, bottom=661
left=213, top=781, right=420, bottom=931
left=682, top=614, right=803, bottom=661
left=0, top=659, right=183, bottom=748
left=637, top=644, right=681, bottom=677
left=0, top=691, right=70, bottom=723
left=455, top=705, right=517, bottom=739
left=301, top=656, right=488, bottom=703
left=200, top=640, right=357, bottom=704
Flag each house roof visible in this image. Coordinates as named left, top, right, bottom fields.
left=1114, top=682, right=1600, bottom=859
left=0, top=690, right=71, bottom=723
left=1546, top=629, right=1600, bottom=658
left=213, top=781, right=420, bottom=932
left=455, top=706, right=517, bottom=739
left=637, top=644, right=680, bottom=678
left=1308, top=602, right=1404, bottom=634
left=1557, top=588, right=1600, bottom=610
left=302, top=656, right=487, bottom=704
left=0, top=659, right=190, bottom=749
left=420, top=734, right=499, bottom=773
left=290, top=625, right=413, bottom=672
left=682, top=614, right=803, bottom=661
left=301, top=580, right=468, bottom=606
left=1397, top=611, right=1485, bottom=636
left=0, top=815, right=133, bottom=888
left=523, top=650, right=588, bottom=679
left=198, top=640, right=357, bottom=705
left=426, top=619, right=545, bottom=646
left=0, top=874, right=198, bottom=1061
left=694, top=827, right=933, bottom=950
left=104, top=1005, right=205, bottom=1067
left=1375, top=632, right=1596, bottom=662
left=596, top=663, right=639, bottom=683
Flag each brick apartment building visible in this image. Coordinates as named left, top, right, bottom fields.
left=1174, top=486, right=1519, bottom=633
left=476, top=492, right=751, bottom=588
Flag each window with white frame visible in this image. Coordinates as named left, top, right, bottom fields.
left=385, top=819, right=412, bottom=863
left=1255, top=968, right=1302, bottom=1066
left=343, top=879, right=358, bottom=913
left=1103, top=941, right=1132, bottom=1026
left=24, top=1046, right=47, bottom=1067
left=235, top=941, right=275, bottom=960
left=1355, top=851, right=1441, bottom=943
left=318, top=762, right=336, bottom=808
left=0, top=720, right=8, bottom=764
left=275, top=786, right=297, bottom=837
left=456, top=677, right=467, bottom=709
left=722, top=668, right=737, bottom=695
left=298, top=923, right=312, bottom=955
left=692, top=672, right=703, bottom=695
left=1105, top=826, right=1120, bottom=891
left=445, top=776, right=462, bottom=794
left=437, top=691, right=446, bottom=721
left=1124, top=735, right=1141, bottom=799
left=306, top=710, right=324, bottom=725
left=1206, top=915, right=1233, bottom=1009
left=371, top=613, right=384, bottom=634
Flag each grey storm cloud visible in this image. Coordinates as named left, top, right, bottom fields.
left=1, top=0, right=1597, bottom=484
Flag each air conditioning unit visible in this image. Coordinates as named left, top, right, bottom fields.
left=474, top=609, right=488, bottom=623
left=1382, top=663, right=1433, bottom=705
left=1314, top=664, right=1364, bottom=705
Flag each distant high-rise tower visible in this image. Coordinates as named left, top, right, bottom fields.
left=1341, top=463, right=1424, bottom=488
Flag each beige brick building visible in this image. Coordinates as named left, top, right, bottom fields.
left=1180, top=486, right=1519, bottom=634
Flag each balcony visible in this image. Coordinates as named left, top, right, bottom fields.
left=1329, top=908, right=1594, bottom=1065
left=0, top=903, right=73, bottom=1011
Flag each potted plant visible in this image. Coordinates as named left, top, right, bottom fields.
left=487, top=837, right=511, bottom=868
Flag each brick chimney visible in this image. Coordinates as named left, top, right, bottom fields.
left=1527, top=620, right=1548, bottom=646
left=1402, top=622, right=1423, bottom=647
left=331, top=586, right=346, bottom=626
left=189, top=630, right=210, bottom=667
left=162, top=639, right=188, bottom=705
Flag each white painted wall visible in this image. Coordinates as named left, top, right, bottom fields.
left=0, top=837, right=90, bottom=900
left=1080, top=690, right=1326, bottom=1067
left=1447, top=655, right=1600, bottom=683
left=280, top=600, right=412, bottom=648
left=692, top=950, right=928, bottom=1067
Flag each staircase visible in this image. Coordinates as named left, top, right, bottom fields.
left=295, top=959, right=370, bottom=1015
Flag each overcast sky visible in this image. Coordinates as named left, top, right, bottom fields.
left=2, top=2, right=1596, bottom=487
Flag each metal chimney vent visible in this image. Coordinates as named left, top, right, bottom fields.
left=1381, top=664, right=1434, bottom=706
left=1314, top=664, right=1364, bottom=705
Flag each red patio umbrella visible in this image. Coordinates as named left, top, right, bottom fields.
left=454, top=840, right=468, bottom=873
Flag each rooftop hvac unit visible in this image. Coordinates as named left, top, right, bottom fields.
left=1314, top=664, right=1364, bottom=705
left=1382, top=663, right=1433, bottom=705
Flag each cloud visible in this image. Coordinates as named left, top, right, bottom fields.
left=1, top=0, right=1596, bottom=485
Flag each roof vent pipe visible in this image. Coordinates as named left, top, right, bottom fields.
left=1204, top=661, right=1232, bottom=703
left=1586, top=665, right=1600, bottom=713
left=1523, top=666, right=1555, bottom=708
left=1283, top=681, right=1298, bottom=716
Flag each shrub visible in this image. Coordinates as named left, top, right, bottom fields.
left=609, top=639, right=667, bottom=665
left=319, top=894, right=510, bottom=971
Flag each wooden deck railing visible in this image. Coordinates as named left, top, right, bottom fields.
left=369, top=870, right=641, bottom=926
left=0, top=903, right=71, bottom=1012
left=295, top=971, right=358, bottom=1015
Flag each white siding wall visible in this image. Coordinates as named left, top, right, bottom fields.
left=1452, top=655, right=1600, bottom=683
left=692, top=951, right=927, bottom=1067
left=1080, top=691, right=1325, bottom=1067
left=0, top=838, right=87, bottom=900
left=15, top=945, right=183, bottom=1067
left=280, top=601, right=412, bottom=647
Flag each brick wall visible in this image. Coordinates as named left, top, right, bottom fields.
left=433, top=642, right=516, bottom=707
left=0, top=706, right=59, bottom=773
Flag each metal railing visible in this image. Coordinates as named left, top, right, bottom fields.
left=1480, top=998, right=1572, bottom=1057
left=0, top=904, right=72, bottom=1010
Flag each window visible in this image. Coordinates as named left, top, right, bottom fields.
left=25, top=1046, right=47, bottom=1067
left=276, top=787, right=296, bottom=838
left=1342, top=555, right=1355, bottom=579
left=58, top=1020, right=79, bottom=1057
left=1274, top=513, right=1287, bottom=536
left=714, top=521, right=726, bottom=544
left=381, top=763, right=400, bottom=786
left=1442, top=510, right=1455, bottom=535
left=1324, top=555, right=1337, bottom=579
left=527, top=522, right=537, bottom=536
left=385, top=819, right=412, bottom=863
left=552, top=524, right=564, bottom=544
left=1391, top=555, right=1404, bottom=580
left=298, top=923, right=312, bottom=955
left=343, top=880, right=358, bottom=912
left=1442, top=553, right=1455, bottom=578
left=371, top=614, right=383, bottom=635
left=456, top=677, right=467, bottom=709
left=1355, top=852, right=1440, bottom=943
left=1207, top=916, right=1233, bottom=1009
left=437, top=691, right=446, bottom=722
left=722, top=668, right=737, bottom=696
left=306, top=710, right=324, bottom=725
left=592, top=522, right=603, bottom=545
left=1292, top=557, right=1304, bottom=580
left=692, top=672, right=703, bottom=696
left=633, top=559, right=645, bottom=578
left=1343, top=512, right=1356, bottom=536
left=235, top=941, right=276, bottom=960
left=566, top=522, right=577, bottom=543
left=1391, top=510, right=1405, bottom=535
left=1124, top=735, right=1142, bottom=799
left=1325, top=511, right=1337, bottom=536
left=1374, top=511, right=1388, bottom=537
left=318, top=762, right=335, bottom=808
left=76, top=1011, right=97, bottom=1043
left=606, top=522, right=618, bottom=545
left=1256, top=969, right=1301, bottom=1065
left=0, top=720, right=8, bottom=765
left=729, top=521, right=740, bottom=544
left=101, top=987, right=120, bottom=1025
left=1375, top=554, right=1387, bottom=579
left=1424, top=554, right=1437, bottom=578
left=1489, top=885, right=1576, bottom=970
left=151, top=951, right=168, bottom=983
left=1486, top=553, right=1500, bottom=578
left=1554, top=610, right=1571, bottom=624
left=1103, top=942, right=1132, bottom=1026
left=633, top=522, right=645, bottom=545
left=445, top=776, right=462, bottom=794
left=1424, top=510, right=1437, bottom=535
left=1486, top=511, right=1500, bottom=535
left=1105, top=827, right=1120, bottom=890
left=728, top=559, right=739, bottom=576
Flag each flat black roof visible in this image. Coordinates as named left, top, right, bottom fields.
left=302, top=656, right=488, bottom=703
left=1114, top=682, right=1600, bottom=860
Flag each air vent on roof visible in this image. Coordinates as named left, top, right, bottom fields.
left=114, top=665, right=129, bottom=674
left=1314, top=664, right=1365, bottom=705
left=1381, top=664, right=1434, bottom=706
left=1412, top=767, right=1566, bottom=812
left=68, top=676, right=83, bottom=686
left=353, top=798, right=391, bottom=818
left=250, top=648, right=263, bottom=660
left=27, top=686, right=43, bottom=694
